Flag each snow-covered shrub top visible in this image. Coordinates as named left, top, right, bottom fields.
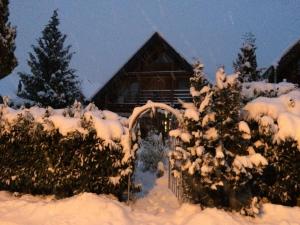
left=0, top=102, right=130, bottom=152
left=233, top=153, right=268, bottom=174
left=238, top=121, right=251, bottom=139
left=215, top=67, right=239, bottom=90
left=241, top=81, right=297, bottom=101
left=244, top=90, right=300, bottom=146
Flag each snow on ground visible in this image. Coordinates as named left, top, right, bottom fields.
left=133, top=174, right=180, bottom=215
left=0, top=173, right=299, bottom=225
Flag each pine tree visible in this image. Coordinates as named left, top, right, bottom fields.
left=17, top=10, right=83, bottom=108
left=0, top=0, right=17, bottom=78
left=233, top=33, right=259, bottom=82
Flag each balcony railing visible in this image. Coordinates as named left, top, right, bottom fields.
left=123, top=89, right=191, bottom=104
left=104, top=89, right=192, bottom=113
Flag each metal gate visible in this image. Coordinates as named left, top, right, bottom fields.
left=167, top=137, right=185, bottom=203
left=168, top=160, right=184, bottom=203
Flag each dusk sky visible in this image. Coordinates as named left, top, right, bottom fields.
left=3, top=0, right=300, bottom=98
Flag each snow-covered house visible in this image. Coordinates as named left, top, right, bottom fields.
left=91, top=32, right=193, bottom=115
left=265, top=38, right=300, bottom=85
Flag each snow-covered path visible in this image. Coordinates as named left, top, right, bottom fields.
left=0, top=173, right=299, bottom=225
left=133, top=173, right=180, bottom=214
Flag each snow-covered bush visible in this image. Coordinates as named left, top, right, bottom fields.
left=244, top=91, right=300, bottom=206
left=138, top=131, right=167, bottom=173
left=169, top=64, right=267, bottom=216
left=0, top=102, right=134, bottom=199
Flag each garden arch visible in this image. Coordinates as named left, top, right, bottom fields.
left=127, top=100, right=184, bottom=201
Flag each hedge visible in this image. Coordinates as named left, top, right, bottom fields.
left=0, top=103, right=134, bottom=199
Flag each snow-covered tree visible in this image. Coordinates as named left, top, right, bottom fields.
left=169, top=62, right=213, bottom=203
left=0, top=0, right=17, bottom=78
left=210, top=68, right=266, bottom=214
left=17, top=10, right=83, bottom=108
left=233, top=33, right=260, bottom=82
left=170, top=66, right=267, bottom=215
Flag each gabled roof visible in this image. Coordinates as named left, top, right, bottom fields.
left=91, top=32, right=193, bottom=101
left=265, top=38, right=300, bottom=81
left=272, top=38, right=300, bottom=68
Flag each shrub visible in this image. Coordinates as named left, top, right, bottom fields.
left=248, top=119, right=300, bottom=206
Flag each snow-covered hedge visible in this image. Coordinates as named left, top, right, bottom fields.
left=0, top=102, right=134, bottom=198
left=241, top=81, right=297, bottom=102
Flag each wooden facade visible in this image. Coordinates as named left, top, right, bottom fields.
left=92, top=32, right=193, bottom=114
left=266, top=39, right=300, bottom=85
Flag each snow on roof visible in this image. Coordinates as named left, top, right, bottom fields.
left=0, top=72, right=25, bottom=105
left=0, top=73, right=18, bottom=98
left=271, top=38, right=300, bottom=68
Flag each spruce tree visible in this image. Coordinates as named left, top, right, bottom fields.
left=0, top=0, right=17, bottom=78
left=170, top=66, right=267, bottom=215
left=233, top=32, right=259, bottom=82
left=18, top=10, right=83, bottom=108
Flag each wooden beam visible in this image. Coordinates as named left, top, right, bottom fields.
left=171, top=72, right=176, bottom=80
